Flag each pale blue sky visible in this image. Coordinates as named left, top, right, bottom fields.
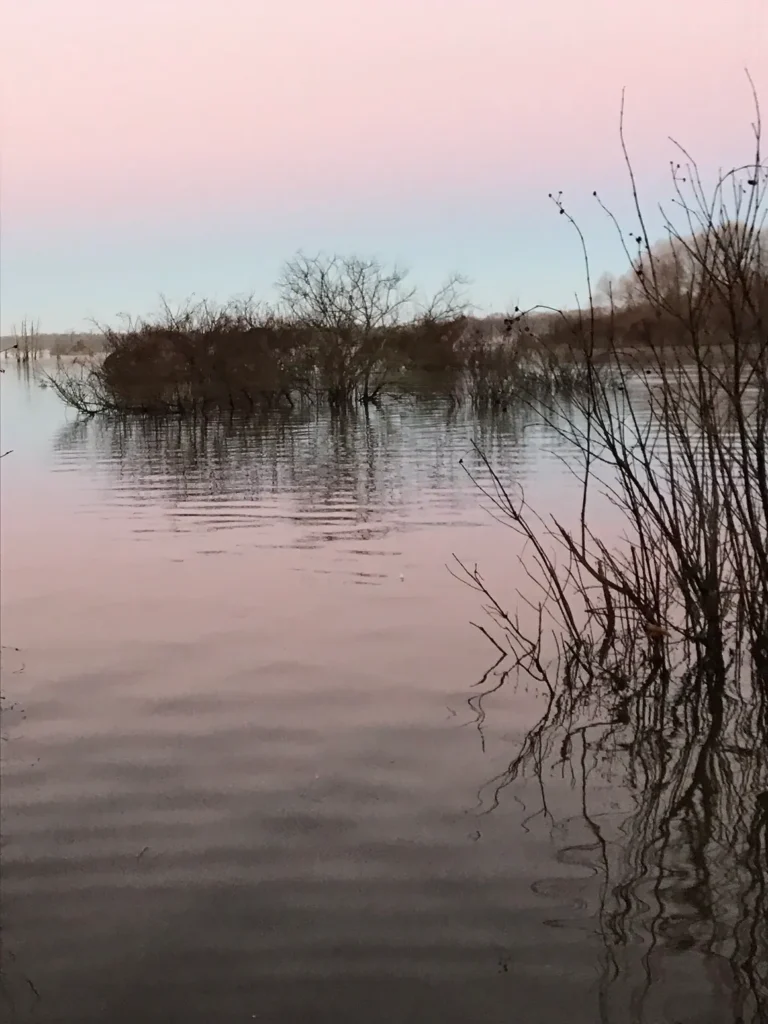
left=1, top=0, right=765, bottom=333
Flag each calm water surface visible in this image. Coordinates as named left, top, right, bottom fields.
left=1, top=365, right=764, bottom=1023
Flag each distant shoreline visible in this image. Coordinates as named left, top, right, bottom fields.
left=1, top=332, right=106, bottom=356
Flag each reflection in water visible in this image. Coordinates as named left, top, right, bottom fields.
left=52, top=404, right=536, bottom=500
left=7, top=367, right=764, bottom=1022
left=50, top=404, right=544, bottom=550
left=473, top=647, right=767, bottom=1022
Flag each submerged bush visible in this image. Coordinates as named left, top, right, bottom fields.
left=47, top=253, right=594, bottom=417
left=48, top=259, right=477, bottom=414
left=98, top=304, right=315, bottom=414
left=462, top=90, right=768, bottom=695
left=457, top=87, right=768, bottom=1022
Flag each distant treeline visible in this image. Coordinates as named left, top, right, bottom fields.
left=1, top=330, right=105, bottom=358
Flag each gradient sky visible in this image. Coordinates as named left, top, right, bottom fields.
left=1, top=0, right=766, bottom=333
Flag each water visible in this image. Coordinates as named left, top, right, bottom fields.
left=1, top=365, right=765, bottom=1023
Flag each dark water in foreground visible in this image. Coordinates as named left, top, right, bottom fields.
left=1, top=366, right=765, bottom=1023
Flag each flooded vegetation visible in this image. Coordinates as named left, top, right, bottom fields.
left=44, top=255, right=594, bottom=417
left=2, top=112, right=767, bottom=1024
left=454, top=108, right=768, bottom=1022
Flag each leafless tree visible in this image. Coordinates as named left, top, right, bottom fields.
left=277, top=252, right=469, bottom=405
left=12, top=319, right=42, bottom=363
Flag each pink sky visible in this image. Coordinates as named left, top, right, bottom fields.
left=1, top=0, right=766, bottom=330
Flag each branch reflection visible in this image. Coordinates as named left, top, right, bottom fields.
left=472, top=653, right=767, bottom=1022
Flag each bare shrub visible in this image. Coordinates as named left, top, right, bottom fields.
left=458, top=315, right=594, bottom=410
left=47, top=259, right=477, bottom=415
left=48, top=299, right=318, bottom=415
left=455, top=86, right=768, bottom=1019
left=458, top=84, right=768, bottom=681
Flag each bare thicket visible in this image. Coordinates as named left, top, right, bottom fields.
left=47, top=299, right=310, bottom=415
left=48, top=258, right=478, bottom=414
left=48, top=248, right=600, bottom=416
left=459, top=319, right=593, bottom=410
left=457, top=83, right=768, bottom=686
left=455, top=83, right=768, bottom=1022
